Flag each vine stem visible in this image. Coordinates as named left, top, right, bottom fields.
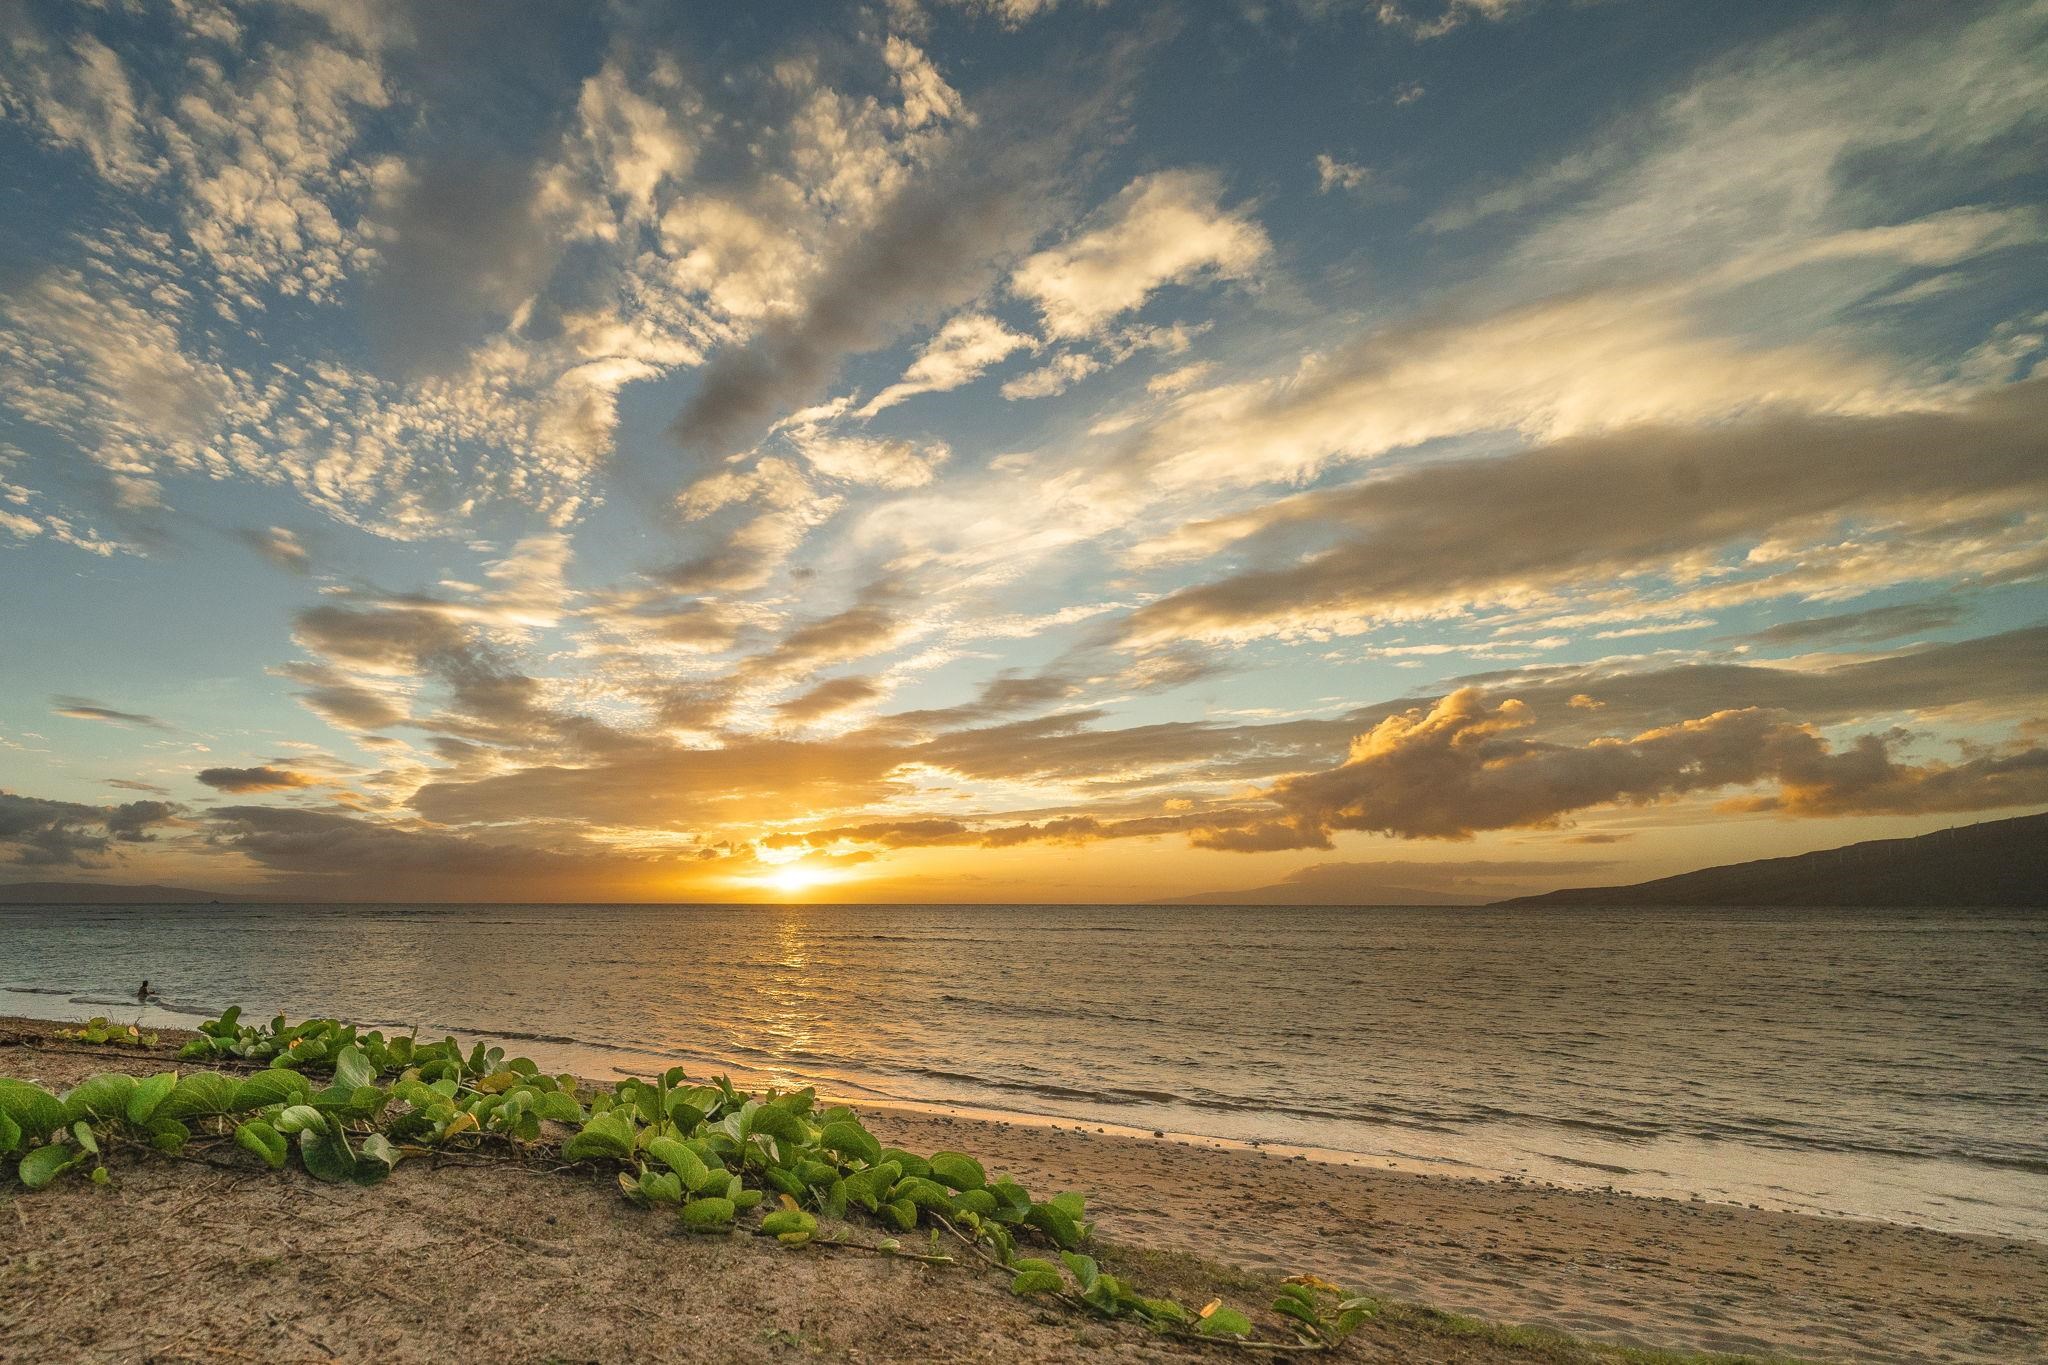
left=793, top=1233, right=956, bottom=1265
left=926, top=1215, right=1329, bottom=1356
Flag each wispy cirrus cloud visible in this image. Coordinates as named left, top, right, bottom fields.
left=50, top=696, right=170, bottom=730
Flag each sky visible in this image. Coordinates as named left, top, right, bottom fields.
left=0, top=0, right=2044, bottom=904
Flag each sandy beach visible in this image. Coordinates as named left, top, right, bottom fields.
left=4, top=1018, right=2043, bottom=1364
left=860, top=1108, right=2048, bottom=1365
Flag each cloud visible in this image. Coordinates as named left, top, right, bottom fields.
left=776, top=676, right=886, bottom=724
left=365, top=155, right=558, bottom=380
left=1109, top=284, right=1912, bottom=499
left=237, top=527, right=313, bottom=574
left=408, top=736, right=906, bottom=831
left=1124, top=380, right=2048, bottom=644
left=884, top=35, right=966, bottom=130
left=1313, top=154, right=1371, bottom=194
left=1747, top=600, right=1967, bottom=648
left=1372, top=0, right=1526, bottom=40
left=0, top=791, right=178, bottom=867
left=0, top=23, right=159, bottom=188
left=50, top=696, right=169, bottom=730
left=745, top=591, right=912, bottom=684
left=928, top=0, right=1070, bottom=27
left=574, top=56, right=695, bottom=219
left=1500, top=3, right=2048, bottom=285
left=859, top=312, right=1034, bottom=415
left=793, top=432, right=952, bottom=488
left=196, top=766, right=320, bottom=793
left=1009, top=169, right=1269, bottom=339
left=1000, top=351, right=1101, bottom=399
left=670, top=55, right=1124, bottom=453
left=293, top=604, right=468, bottom=674
left=1242, top=686, right=2048, bottom=845
left=277, top=661, right=411, bottom=733
left=199, top=804, right=673, bottom=900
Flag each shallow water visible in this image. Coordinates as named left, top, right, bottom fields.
left=3, top=901, right=2043, bottom=1239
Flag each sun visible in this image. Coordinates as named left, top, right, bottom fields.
left=763, top=864, right=829, bottom=897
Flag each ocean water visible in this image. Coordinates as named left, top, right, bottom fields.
left=2, top=901, right=2043, bottom=1240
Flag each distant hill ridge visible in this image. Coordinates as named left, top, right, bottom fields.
left=1495, top=812, right=2048, bottom=908
left=0, top=881, right=256, bottom=905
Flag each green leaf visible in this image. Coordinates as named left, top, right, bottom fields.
left=561, top=1111, right=635, bottom=1162
left=234, top=1120, right=288, bottom=1169
left=892, top=1176, right=954, bottom=1212
left=879, top=1197, right=918, bottom=1232
left=69, top=1120, right=99, bottom=1156
left=1060, top=1252, right=1099, bottom=1292
left=1009, top=1269, right=1064, bottom=1296
left=1197, top=1306, right=1254, bottom=1338
left=353, top=1133, right=399, bottom=1184
left=988, top=1178, right=1032, bottom=1223
left=879, top=1149, right=929, bottom=1180
left=533, top=1091, right=582, bottom=1123
left=679, top=1196, right=735, bottom=1231
left=272, top=1104, right=324, bottom=1134
left=818, top=1119, right=881, bottom=1166
left=1025, top=1200, right=1084, bottom=1249
left=639, top=1170, right=684, bottom=1205
left=0, top=1110, right=19, bottom=1156
left=749, top=1101, right=806, bottom=1142
left=61, top=1073, right=137, bottom=1124
left=645, top=1136, right=708, bottom=1187
left=929, top=1151, right=985, bottom=1192
left=297, top=1118, right=357, bottom=1183
left=158, top=1072, right=239, bottom=1121
left=954, top=1188, right=997, bottom=1218
left=688, top=1163, right=732, bottom=1196
left=125, top=1071, right=178, bottom=1125
left=761, top=1208, right=816, bottom=1244
left=146, top=1116, right=190, bottom=1153
left=232, top=1069, right=311, bottom=1112
left=332, top=1044, right=378, bottom=1092
left=18, top=1143, right=80, bottom=1190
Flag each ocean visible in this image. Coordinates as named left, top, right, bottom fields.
left=3, top=901, right=2042, bottom=1240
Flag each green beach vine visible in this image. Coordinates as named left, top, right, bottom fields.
left=1, top=1008, right=1375, bottom=1354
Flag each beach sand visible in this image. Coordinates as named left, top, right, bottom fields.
left=859, top=1109, right=2048, bottom=1365
left=4, top=1019, right=2043, bottom=1363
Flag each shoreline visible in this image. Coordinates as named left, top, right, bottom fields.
left=5, top=1013, right=2045, bottom=1363
left=6, top=983, right=2042, bottom=1244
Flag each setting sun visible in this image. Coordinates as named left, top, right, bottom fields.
left=759, top=864, right=834, bottom=898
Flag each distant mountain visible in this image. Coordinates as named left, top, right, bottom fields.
left=0, top=881, right=254, bottom=905
left=1495, top=812, right=2048, bottom=908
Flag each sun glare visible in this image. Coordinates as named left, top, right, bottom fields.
left=762, top=865, right=830, bottom=897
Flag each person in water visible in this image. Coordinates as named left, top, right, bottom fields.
left=136, top=980, right=149, bottom=1004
